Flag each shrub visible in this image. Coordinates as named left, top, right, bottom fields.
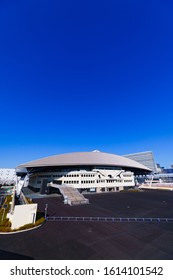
left=0, top=218, right=11, bottom=227
left=36, top=211, right=44, bottom=220
left=18, top=217, right=45, bottom=230
left=35, top=217, right=45, bottom=226
left=5, top=195, right=12, bottom=203
left=0, top=227, right=12, bottom=232
left=127, top=189, right=142, bottom=192
left=18, top=223, right=35, bottom=230
left=27, top=198, right=33, bottom=204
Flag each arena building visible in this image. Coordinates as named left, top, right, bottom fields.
left=16, top=150, right=151, bottom=195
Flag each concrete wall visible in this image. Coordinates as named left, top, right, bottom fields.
left=9, top=203, right=37, bottom=229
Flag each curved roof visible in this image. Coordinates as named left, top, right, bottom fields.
left=17, top=151, right=151, bottom=172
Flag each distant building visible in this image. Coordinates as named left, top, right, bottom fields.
left=123, top=151, right=157, bottom=173
left=153, top=165, right=173, bottom=183
left=151, top=172, right=173, bottom=183
left=0, top=168, right=16, bottom=186
left=161, top=168, right=173, bottom=174
left=156, top=163, right=164, bottom=173
left=155, top=163, right=173, bottom=174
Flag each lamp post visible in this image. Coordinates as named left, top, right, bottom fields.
left=45, top=204, right=48, bottom=219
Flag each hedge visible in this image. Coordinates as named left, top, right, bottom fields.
left=0, top=216, right=45, bottom=232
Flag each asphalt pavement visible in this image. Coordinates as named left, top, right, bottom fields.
left=0, top=190, right=173, bottom=260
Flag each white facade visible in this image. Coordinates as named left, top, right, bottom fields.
left=7, top=203, right=37, bottom=229
left=29, top=168, right=135, bottom=192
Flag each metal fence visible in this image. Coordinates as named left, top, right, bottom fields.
left=46, top=216, right=173, bottom=223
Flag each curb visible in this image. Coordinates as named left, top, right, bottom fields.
left=0, top=221, right=45, bottom=235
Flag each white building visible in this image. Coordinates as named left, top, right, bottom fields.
left=0, top=168, right=16, bottom=186
left=16, top=151, right=151, bottom=194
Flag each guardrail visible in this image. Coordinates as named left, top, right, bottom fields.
left=46, top=216, right=173, bottom=223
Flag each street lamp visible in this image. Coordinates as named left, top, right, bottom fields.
left=45, top=204, right=48, bottom=219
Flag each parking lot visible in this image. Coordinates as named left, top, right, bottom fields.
left=0, top=190, right=173, bottom=260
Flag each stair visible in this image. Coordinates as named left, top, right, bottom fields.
left=48, top=183, right=89, bottom=206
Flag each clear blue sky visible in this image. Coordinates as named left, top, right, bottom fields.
left=0, top=0, right=173, bottom=168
